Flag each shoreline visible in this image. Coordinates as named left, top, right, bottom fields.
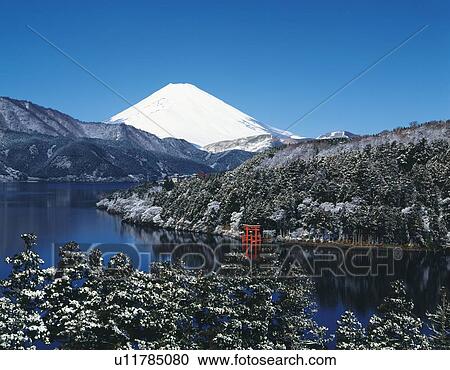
left=275, top=240, right=448, bottom=252
left=97, top=206, right=449, bottom=252
left=0, top=178, right=144, bottom=184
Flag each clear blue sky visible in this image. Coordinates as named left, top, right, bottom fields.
left=0, top=0, right=449, bottom=137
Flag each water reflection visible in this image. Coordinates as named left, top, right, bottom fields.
left=299, top=246, right=450, bottom=336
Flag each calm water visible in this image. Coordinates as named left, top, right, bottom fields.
left=0, top=182, right=231, bottom=277
left=1, top=182, right=449, bottom=340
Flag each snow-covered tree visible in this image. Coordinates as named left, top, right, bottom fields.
left=0, top=234, right=50, bottom=348
left=43, top=242, right=92, bottom=347
left=336, top=310, right=367, bottom=349
left=427, top=288, right=450, bottom=349
left=0, top=297, right=48, bottom=349
left=367, top=281, right=429, bottom=349
left=0, top=234, right=51, bottom=312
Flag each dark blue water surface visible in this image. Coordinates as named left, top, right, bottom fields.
left=0, top=182, right=233, bottom=276
left=1, top=182, right=449, bottom=342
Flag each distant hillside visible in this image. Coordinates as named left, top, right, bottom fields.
left=0, top=97, right=254, bottom=181
left=98, top=120, right=450, bottom=248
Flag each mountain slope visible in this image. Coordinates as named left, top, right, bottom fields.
left=0, top=97, right=87, bottom=137
left=108, top=83, right=292, bottom=147
left=203, top=134, right=284, bottom=153
left=0, top=97, right=255, bottom=181
left=0, top=96, right=205, bottom=159
left=0, top=130, right=212, bottom=181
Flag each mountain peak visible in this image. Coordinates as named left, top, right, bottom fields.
left=108, top=83, right=293, bottom=147
left=164, top=82, right=198, bottom=88
left=159, top=82, right=199, bottom=92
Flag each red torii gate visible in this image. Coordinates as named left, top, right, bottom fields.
left=241, top=224, right=262, bottom=259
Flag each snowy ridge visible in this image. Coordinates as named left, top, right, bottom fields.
left=108, top=83, right=293, bottom=147
left=203, top=134, right=281, bottom=153
left=316, top=131, right=358, bottom=140
left=259, top=120, right=450, bottom=169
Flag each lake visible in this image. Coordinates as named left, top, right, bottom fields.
left=1, top=182, right=449, bottom=342
left=0, top=182, right=232, bottom=277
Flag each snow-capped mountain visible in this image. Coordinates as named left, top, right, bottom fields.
left=108, top=83, right=293, bottom=147
left=316, top=131, right=358, bottom=140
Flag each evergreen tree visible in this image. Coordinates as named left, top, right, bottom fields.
left=336, top=311, right=367, bottom=349
left=268, top=265, right=330, bottom=349
left=427, top=288, right=450, bottom=349
left=162, top=177, right=175, bottom=191
left=367, top=281, right=429, bottom=349
left=0, top=297, right=48, bottom=349
left=0, top=234, right=50, bottom=348
left=0, top=234, right=51, bottom=312
left=43, top=241, right=91, bottom=347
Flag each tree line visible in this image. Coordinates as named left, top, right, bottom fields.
left=136, top=138, right=450, bottom=248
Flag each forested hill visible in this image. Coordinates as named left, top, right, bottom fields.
left=98, top=120, right=450, bottom=248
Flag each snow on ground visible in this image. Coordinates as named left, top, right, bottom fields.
left=203, top=134, right=275, bottom=153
